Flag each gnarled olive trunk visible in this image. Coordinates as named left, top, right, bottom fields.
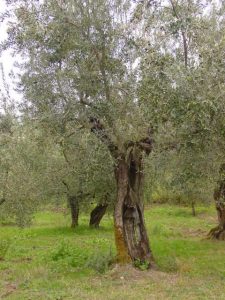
left=89, top=203, right=108, bottom=228
left=114, top=148, right=153, bottom=266
left=89, top=117, right=153, bottom=265
left=68, top=195, right=79, bottom=228
left=208, top=164, right=225, bottom=240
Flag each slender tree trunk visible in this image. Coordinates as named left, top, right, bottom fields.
left=191, top=200, right=196, bottom=216
left=68, top=195, right=79, bottom=228
left=208, top=164, right=225, bottom=240
left=114, top=147, right=154, bottom=266
left=89, top=203, right=108, bottom=228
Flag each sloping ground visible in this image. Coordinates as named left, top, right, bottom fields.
left=0, top=205, right=225, bottom=299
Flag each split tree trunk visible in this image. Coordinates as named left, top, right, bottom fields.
left=208, top=164, right=225, bottom=240
left=89, top=203, right=108, bottom=228
left=89, top=117, right=153, bottom=266
left=114, top=147, right=153, bottom=266
left=68, top=195, right=79, bottom=228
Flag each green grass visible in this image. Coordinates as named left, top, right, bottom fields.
left=1, top=204, right=225, bottom=299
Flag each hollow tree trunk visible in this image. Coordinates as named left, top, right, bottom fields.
left=89, top=203, right=108, bottom=228
left=114, top=147, right=154, bottom=266
left=208, top=164, right=225, bottom=240
left=68, top=195, right=79, bottom=228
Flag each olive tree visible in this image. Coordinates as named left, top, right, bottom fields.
left=0, top=114, right=50, bottom=226
left=3, top=0, right=156, bottom=264
left=133, top=0, right=225, bottom=239
left=48, top=129, right=115, bottom=228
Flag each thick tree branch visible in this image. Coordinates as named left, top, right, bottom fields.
left=0, top=198, right=6, bottom=206
left=138, top=136, right=153, bottom=155
left=125, top=129, right=153, bottom=156
left=62, top=180, right=69, bottom=192
left=89, top=117, right=119, bottom=158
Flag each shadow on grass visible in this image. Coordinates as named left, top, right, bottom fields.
left=0, top=222, right=17, bottom=227
left=28, top=224, right=113, bottom=238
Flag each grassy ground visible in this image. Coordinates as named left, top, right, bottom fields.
left=0, top=205, right=225, bottom=300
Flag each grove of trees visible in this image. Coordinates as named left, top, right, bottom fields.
left=1, top=0, right=225, bottom=266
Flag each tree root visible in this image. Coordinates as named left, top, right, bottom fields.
left=207, top=226, right=225, bottom=240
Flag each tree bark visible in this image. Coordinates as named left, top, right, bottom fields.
left=208, top=164, right=225, bottom=240
left=114, top=147, right=154, bottom=266
left=68, top=195, right=79, bottom=228
left=89, top=203, right=108, bottom=228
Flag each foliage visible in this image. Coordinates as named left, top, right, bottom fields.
left=85, top=248, right=114, bottom=273
left=50, top=239, right=89, bottom=268
left=144, top=147, right=218, bottom=209
left=133, top=258, right=150, bottom=271
left=138, top=0, right=225, bottom=210
left=0, top=77, right=45, bottom=225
